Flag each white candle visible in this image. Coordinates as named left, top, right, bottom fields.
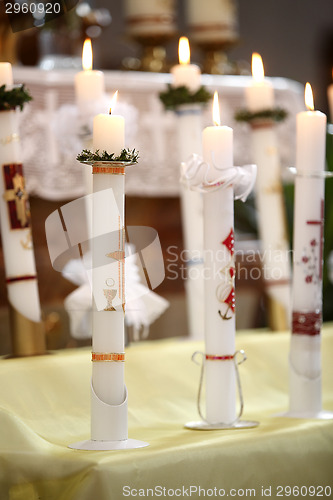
left=125, top=0, right=176, bottom=37
left=186, top=0, right=238, bottom=44
left=91, top=91, right=126, bottom=408
left=93, top=97, right=125, bottom=155
left=0, top=62, right=13, bottom=87
left=244, top=53, right=274, bottom=111
left=171, top=37, right=201, bottom=93
left=202, top=92, right=236, bottom=424
left=244, top=52, right=291, bottom=330
left=75, top=39, right=105, bottom=108
left=290, top=83, right=327, bottom=414
left=0, top=63, right=43, bottom=339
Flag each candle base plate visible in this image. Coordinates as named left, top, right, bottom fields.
left=185, top=420, right=259, bottom=430
left=275, top=410, right=333, bottom=420
left=68, top=438, right=149, bottom=451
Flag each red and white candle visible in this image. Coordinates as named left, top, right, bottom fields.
left=203, top=92, right=236, bottom=424
left=290, top=83, right=327, bottom=415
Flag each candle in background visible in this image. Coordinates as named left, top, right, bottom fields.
left=171, top=37, right=201, bottom=93
left=93, top=91, right=125, bottom=155
left=186, top=0, right=238, bottom=45
left=245, top=53, right=274, bottom=111
left=290, top=82, right=327, bottom=415
left=244, top=52, right=291, bottom=331
left=90, top=91, right=126, bottom=409
left=0, top=62, right=13, bottom=87
left=125, top=0, right=176, bottom=38
left=0, top=62, right=45, bottom=355
left=202, top=92, right=236, bottom=424
left=75, top=38, right=105, bottom=110
left=327, top=69, right=333, bottom=123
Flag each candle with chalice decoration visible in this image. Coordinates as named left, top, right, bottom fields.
left=287, top=83, right=333, bottom=419
left=70, top=91, right=148, bottom=450
left=182, top=92, right=258, bottom=429
left=0, top=62, right=45, bottom=356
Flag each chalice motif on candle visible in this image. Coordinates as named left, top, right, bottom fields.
left=103, top=278, right=117, bottom=312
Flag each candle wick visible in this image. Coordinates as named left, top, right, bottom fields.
left=109, top=108, right=112, bottom=115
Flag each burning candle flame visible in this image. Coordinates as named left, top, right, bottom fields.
left=179, top=37, right=190, bottom=65
left=213, top=91, right=221, bottom=126
left=252, top=52, right=265, bottom=83
left=82, top=38, right=93, bottom=71
left=109, top=90, right=118, bottom=115
left=305, top=82, right=314, bottom=111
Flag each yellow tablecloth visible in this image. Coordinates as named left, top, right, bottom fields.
left=0, top=327, right=332, bottom=500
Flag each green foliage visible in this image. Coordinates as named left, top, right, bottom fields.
left=159, top=85, right=212, bottom=110
left=76, top=148, right=139, bottom=164
left=235, top=107, right=288, bottom=124
left=0, top=84, right=32, bottom=111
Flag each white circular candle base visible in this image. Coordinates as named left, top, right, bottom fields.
left=68, top=438, right=149, bottom=451
left=274, top=410, right=333, bottom=420
left=185, top=420, right=259, bottom=430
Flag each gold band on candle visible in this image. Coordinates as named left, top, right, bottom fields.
left=92, top=166, right=125, bottom=175
left=91, top=352, right=125, bottom=362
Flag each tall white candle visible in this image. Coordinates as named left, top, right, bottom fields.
left=244, top=52, right=291, bottom=330
left=202, top=92, right=236, bottom=424
left=125, top=0, right=176, bottom=37
left=290, top=83, right=327, bottom=414
left=244, top=53, right=274, bottom=111
left=91, top=91, right=126, bottom=407
left=0, top=62, right=44, bottom=354
left=171, top=37, right=201, bottom=93
left=75, top=39, right=105, bottom=110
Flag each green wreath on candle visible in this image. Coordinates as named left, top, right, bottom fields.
left=234, top=107, right=288, bottom=124
left=76, top=148, right=139, bottom=164
left=0, top=84, right=32, bottom=111
left=159, top=84, right=212, bottom=110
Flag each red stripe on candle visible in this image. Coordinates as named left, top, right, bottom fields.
left=6, top=275, right=37, bottom=284
left=205, top=354, right=234, bottom=361
left=292, top=311, right=321, bottom=336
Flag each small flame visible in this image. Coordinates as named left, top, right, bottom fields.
left=82, top=38, right=93, bottom=71
left=213, top=91, right=221, bottom=126
left=109, top=90, right=118, bottom=115
left=179, top=36, right=190, bottom=65
left=252, top=52, right=265, bottom=83
left=305, top=82, right=314, bottom=111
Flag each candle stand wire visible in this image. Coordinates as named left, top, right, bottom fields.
left=185, top=350, right=259, bottom=430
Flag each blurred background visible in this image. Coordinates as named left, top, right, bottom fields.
left=0, top=0, right=332, bottom=355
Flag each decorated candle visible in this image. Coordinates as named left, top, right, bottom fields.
left=90, top=91, right=126, bottom=409
left=0, top=62, right=44, bottom=354
left=75, top=39, right=105, bottom=109
left=244, top=53, right=274, bottom=111
left=203, top=92, right=236, bottom=424
left=244, top=52, right=291, bottom=330
left=171, top=37, right=201, bottom=93
left=290, top=83, right=327, bottom=414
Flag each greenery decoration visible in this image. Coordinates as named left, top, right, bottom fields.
left=76, top=148, right=139, bottom=164
left=234, top=107, right=288, bottom=124
left=159, top=85, right=212, bottom=110
left=0, top=84, right=32, bottom=111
